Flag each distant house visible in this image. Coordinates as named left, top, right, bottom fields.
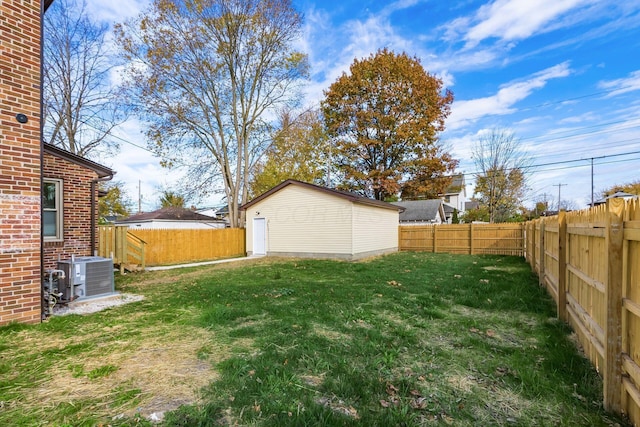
left=465, top=201, right=480, bottom=211
left=593, top=191, right=637, bottom=206
left=117, top=207, right=226, bottom=229
left=241, top=179, right=403, bottom=260
left=392, top=200, right=446, bottom=225
left=196, top=204, right=229, bottom=222
left=440, top=174, right=467, bottom=222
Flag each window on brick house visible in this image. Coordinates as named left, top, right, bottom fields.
left=43, top=178, right=63, bottom=241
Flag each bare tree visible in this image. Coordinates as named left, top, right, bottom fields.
left=472, top=129, right=529, bottom=223
left=43, top=0, right=125, bottom=157
left=115, top=0, right=308, bottom=228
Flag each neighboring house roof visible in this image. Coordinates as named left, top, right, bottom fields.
left=465, top=201, right=480, bottom=211
left=392, top=200, right=445, bottom=222
left=241, top=179, right=405, bottom=212
left=593, top=191, right=637, bottom=205
left=44, top=143, right=114, bottom=179
left=119, top=207, right=217, bottom=222
left=442, top=174, right=465, bottom=196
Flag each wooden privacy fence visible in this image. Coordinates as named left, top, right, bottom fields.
left=399, top=223, right=525, bottom=256
left=124, top=227, right=245, bottom=266
left=98, top=225, right=146, bottom=272
left=525, top=198, right=640, bottom=423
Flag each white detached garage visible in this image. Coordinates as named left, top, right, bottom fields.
left=241, top=180, right=404, bottom=260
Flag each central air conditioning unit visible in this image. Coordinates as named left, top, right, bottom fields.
left=57, top=256, right=115, bottom=301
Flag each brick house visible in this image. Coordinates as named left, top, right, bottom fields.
left=0, top=0, right=48, bottom=325
left=0, top=0, right=114, bottom=325
left=42, top=143, right=114, bottom=270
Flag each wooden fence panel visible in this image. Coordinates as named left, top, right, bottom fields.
left=564, top=205, right=607, bottom=373
left=473, top=223, right=524, bottom=256
left=398, top=226, right=435, bottom=252
left=622, top=199, right=640, bottom=421
left=127, top=228, right=245, bottom=266
left=399, top=223, right=524, bottom=256
left=525, top=199, right=640, bottom=420
left=525, top=221, right=536, bottom=270
left=434, top=224, right=471, bottom=254
left=98, top=226, right=147, bottom=271
left=543, top=217, right=560, bottom=303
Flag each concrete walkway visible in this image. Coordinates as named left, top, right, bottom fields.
left=145, top=255, right=265, bottom=271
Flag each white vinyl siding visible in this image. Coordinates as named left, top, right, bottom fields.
left=352, top=203, right=398, bottom=254
left=246, top=185, right=353, bottom=256
left=245, top=182, right=400, bottom=259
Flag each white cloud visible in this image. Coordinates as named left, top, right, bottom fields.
left=447, top=62, right=572, bottom=129
left=299, top=10, right=424, bottom=106
left=86, top=0, right=149, bottom=26
left=380, top=0, right=424, bottom=17
left=463, top=0, right=589, bottom=48
left=599, top=70, right=640, bottom=97
left=558, top=112, right=600, bottom=124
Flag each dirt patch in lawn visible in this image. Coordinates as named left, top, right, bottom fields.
left=17, top=325, right=246, bottom=421
left=122, top=257, right=277, bottom=289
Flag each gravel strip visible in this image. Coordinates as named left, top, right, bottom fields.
left=52, top=293, right=144, bottom=316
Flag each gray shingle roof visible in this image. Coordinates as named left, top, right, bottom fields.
left=120, top=207, right=215, bottom=222
left=392, top=200, right=443, bottom=222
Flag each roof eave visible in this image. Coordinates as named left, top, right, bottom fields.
left=44, top=143, right=115, bottom=179
left=241, top=179, right=404, bottom=212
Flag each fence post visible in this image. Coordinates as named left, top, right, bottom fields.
left=538, top=220, right=545, bottom=287
left=557, top=211, right=567, bottom=322
left=603, top=198, right=624, bottom=412
left=433, top=225, right=437, bottom=253
left=469, top=223, right=474, bottom=255
left=530, top=221, right=536, bottom=271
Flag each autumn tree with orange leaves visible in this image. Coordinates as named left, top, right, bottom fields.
left=322, top=49, right=457, bottom=201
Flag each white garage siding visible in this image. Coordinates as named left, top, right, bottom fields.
left=243, top=180, right=402, bottom=260
left=352, top=203, right=399, bottom=258
left=246, top=185, right=354, bottom=258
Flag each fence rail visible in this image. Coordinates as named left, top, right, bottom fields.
left=105, top=227, right=246, bottom=266
left=98, top=225, right=146, bottom=272
left=525, top=198, right=640, bottom=423
left=399, top=223, right=524, bottom=256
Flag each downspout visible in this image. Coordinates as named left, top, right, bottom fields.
left=40, top=0, right=48, bottom=320
left=91, top=174, right=114, bottom=255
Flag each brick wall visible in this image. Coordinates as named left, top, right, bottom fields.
left=43, top=152, right=99, bottom=269
left=0, top=1, right=43, bottom=325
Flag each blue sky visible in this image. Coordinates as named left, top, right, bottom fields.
left=90, top=0, right=640, bottom=211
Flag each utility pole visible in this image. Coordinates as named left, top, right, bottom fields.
left=138, top=180, right=142, bottom=213
left=591, top=157, right=594, bottom=207
left=326, top=137, right=332, bottom=188
left=554, top=183, right=567, bottom=211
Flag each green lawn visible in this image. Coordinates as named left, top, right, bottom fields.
left=0, top=252, right=629, bottom=426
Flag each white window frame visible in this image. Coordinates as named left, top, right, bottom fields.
left=43, top=178, right=63, bottom=242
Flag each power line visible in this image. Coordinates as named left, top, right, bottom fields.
left=553, top=183, right=567, bottom=211
left=456, top=149, right=640, bottom=180
left=77, top=117, right=156, bottom=154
